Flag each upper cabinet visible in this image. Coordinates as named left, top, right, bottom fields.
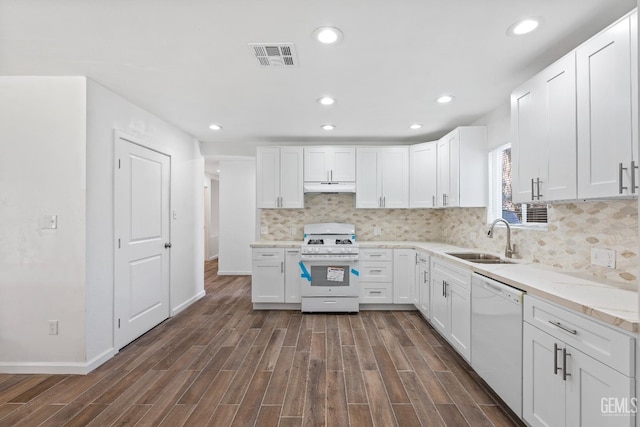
left=356, top=146, right=409, bottom=208
left=512, top=11, right=638, bottom=202
left=256, top=146, right=304, bottom=209
left=436, top=126, right=487, bottom=208
left=577, top=12, right=638, bottom=199
left=409, top=142, right=438, bottom=208
left=512, top=52, right=577, bottom=203
left=304, top=146, right=356, bottom=182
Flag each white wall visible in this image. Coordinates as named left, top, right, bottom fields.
left=0, top=77, right=88, bottom=368
left=218, top=159, right=256, bottom=275
left=86, top=80, right=205, bottom=363
left=205, top=175, right=220, bottom=260
left=0, top=76, right=204, bottom=374
left=472, top=102, right=511, bottom=150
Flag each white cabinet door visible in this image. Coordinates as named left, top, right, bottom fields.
left=511, top=78, right=542, bottom=203
left=304, top=146, right=356, bottom=182
left=430, top=265, right=448, bottom=335
left=331, top=146, right=356, bottom=181
left=304, top=147, right=331, bottom=182
left=252, top=248, right=285, bottom=303
left=410, top=142, right=438, bottom=208
left=256, top=147, right=280, bottom=209
left=446, top=131, right=461, bottom=207
left=448, top=280, right=470, bottom=361
left=356, top=148, right=382, bottom=208
left=284, top=249, right=302, bottom=303
left=523, top=323, right=567, bottom=427
left=436, top=138, right=450, bottom=208
left=393, top=249, right=415, bottom=304
left=279, top=147, right=304, bottom=208
left=543, top=53, right=578, bottom=201
left=418, top=262, right=430, bottom=318
left=577, top=16, right=636, bottom=198
left=381, top=147, right=409, bottom=208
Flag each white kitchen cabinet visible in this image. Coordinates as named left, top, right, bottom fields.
left=304, top=146, right=355, bottom=182
left=523, top=295, right=635, bottom=427
left=356, top=147, right=409, bottom=208
left=392, top=249, right=415, bottom=304
left=409, top=142, right=438, bottom=208
left=284, top=248, right=301, bottom=303
left=430, top=257, right=471, bottom=361
left=251, top=248, right=285, bottom=303
left=256, top=146, right=304, bottom=208
left=577, top=12, right=638, bottom=199
left=416, top=252, right=430, bottom=319
left=436, top=127, right=486, bottom=208
left=359, top=249, right=393, bottom=303
left=512, top=52, right=577, bottom=203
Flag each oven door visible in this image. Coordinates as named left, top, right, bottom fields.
left=299, top=259, right=359, bottom=297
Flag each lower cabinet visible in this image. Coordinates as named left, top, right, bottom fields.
left=359, top=249, right=393, bottom=303
left=416, top=253, right=430, bottom=318
left=251, top=248, right=285, bottom=303
left=393, top=249, right=415, bottom=304
left=430, top=257, right=471, bottom=361
left=284, top=248, right=302, bottom=303
left=523, top=296, right=635, bottom=427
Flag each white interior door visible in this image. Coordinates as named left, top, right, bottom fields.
left=114, top=132, right=171, bottom=350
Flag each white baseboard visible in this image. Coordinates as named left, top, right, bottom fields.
left=0, top=347, right=115, bottom=375
left=217, top=270, right=251, bottom=275
left=171, top=290, right=206, bottom=316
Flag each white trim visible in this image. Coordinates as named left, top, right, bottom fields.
left=360, top=304, right=416, bottom=311
left=253, top=303, right=302, bottom=310
left=171, top=290, right=206, bottom=316
left=217, top=270, right=251, bottom=275
left=0, top=348, right=115, bottom=375
left=207, top=255, right=219, bottom=261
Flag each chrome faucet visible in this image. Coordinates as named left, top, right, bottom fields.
left=488, top=218, right=515, bottom=258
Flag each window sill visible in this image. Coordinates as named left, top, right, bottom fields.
left=486, top=222, right=548, bottom=232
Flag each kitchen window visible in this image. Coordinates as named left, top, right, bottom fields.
left=488, top=143, right=548, bottom=229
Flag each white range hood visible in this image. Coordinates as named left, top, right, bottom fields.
left=303, top=182, right=356, bottom=193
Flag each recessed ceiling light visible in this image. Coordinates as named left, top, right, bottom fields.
left=317, top=96, right=335, bottom=106
left=507, top=18, right=540, bottom=36
left=313, top=27, right=344, bottom=44
left=410, top=124, right=423, bottom=130
left=216, top=169, right=221, bottom=173
left=437, top=95, right=454, bottom=104
left=321, top=124, right=336, bottom=131
left=209, top=124, right=222, bottom=130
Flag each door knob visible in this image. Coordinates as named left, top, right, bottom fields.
left=164, top=243, right=172, bottom=248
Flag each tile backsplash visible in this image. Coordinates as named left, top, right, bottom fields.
left=259, top=194, right=638, bottom=287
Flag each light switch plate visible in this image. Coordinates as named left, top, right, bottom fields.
left=373, top=227, right=382, bottom=236
left=591, top=248, right=615, bottom=268
left=289, top=227, right=296, bottom=236
left=260, top=226, right=269, bottom=235
left=41, top=215, right=57, bottom=229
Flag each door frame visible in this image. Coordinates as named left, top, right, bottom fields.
left=113, top=130, right=172, bottom=351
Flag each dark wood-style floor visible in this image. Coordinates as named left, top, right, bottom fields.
left=0, top=260, right=524, bottom=426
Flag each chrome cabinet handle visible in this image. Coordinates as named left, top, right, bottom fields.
left=548, top=320, right=577, bottom=335
left=619, top=163, right=628, bottom=194
left=531, top=178, right=535, bottom=201
left=281, top=261, right=284, bottom=273
left=262, top=254, right=275, bottom=257
left=370, top=291, right=382, bottom=294
left=632, top=161, right=638, bottom=193
left=442, top=280, right=447, bottom=297
left=553, top=343, right=561, bottom=375
left=536, top=177, right=543, bottom=200
left=383, top=196, right=386, bottom=207
left=331, top=169, right=333, bottom=181
left=415, top=253, right=418, bottom=265
left=164, top=242, right=172, bottom=249
left=370, top=269, right=383, bottom=273
left=369, top=254, right=382, bottom=257
left=432, top=195, right=435, bottom=207
left=423, top=271, right=427, bottom=282
left=379, top=196, right=382, bottom=207
left=562, top=348, right=571, bottom=381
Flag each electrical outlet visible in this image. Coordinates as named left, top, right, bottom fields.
left=260, top=226, right=269, bottom=235
left=48, top=320, right=58, bottom=335
left=289, top=227, right=296, bottom=236
left=373, top=227, right=382, bottom=236
left=40, top=215, right=57, bottom=229
left=591, top=248, right=616, bottom=268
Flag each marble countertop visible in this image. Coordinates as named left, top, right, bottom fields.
left=251, top=240, right=638, bottom=333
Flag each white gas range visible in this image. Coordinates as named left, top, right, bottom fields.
left=299, top=223, right=360, bottom=313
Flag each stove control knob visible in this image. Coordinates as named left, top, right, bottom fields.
left=327, top=248, right=333, bottom=253
left=314, top=247, right=320, bottom=253
left=341, top=248, right=346, bottom=253
left=347, top=248, right=352, bottom=253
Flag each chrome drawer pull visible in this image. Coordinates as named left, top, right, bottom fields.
left=548, top=320, right=577, bottom=335
left=553, top=343, right=561, bottom=375
left=562, top=348, right=571, bottom=381
left=619, top=163, right=628, bottom=194
left=370, top=291, right=382, bottom=294
left=632, top=161, right=638, bottom=193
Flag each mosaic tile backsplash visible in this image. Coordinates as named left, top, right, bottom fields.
left=259, top=194, right=638, bottom=287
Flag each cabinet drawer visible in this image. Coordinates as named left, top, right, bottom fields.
left=360, top=249, right=393, bottom=261
left=252, top=248, right=284, bottom=261
left=360, top=283, right=393, bottom=303
left=524, top=295, right=635, bottom=376
left=359, top=261, right=393, bottom=282
left=431, top=257, right=471, bottom=292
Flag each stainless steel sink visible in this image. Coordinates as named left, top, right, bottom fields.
left=446, top=252, right=514, bottom=264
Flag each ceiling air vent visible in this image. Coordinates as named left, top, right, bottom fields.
left=249, top=43, right=298, bottom=67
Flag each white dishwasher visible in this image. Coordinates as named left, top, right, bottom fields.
left=471, top=273, right=524, bottom=418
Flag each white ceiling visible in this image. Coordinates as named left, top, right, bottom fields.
left=0, top=0, right=636, bottom=158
